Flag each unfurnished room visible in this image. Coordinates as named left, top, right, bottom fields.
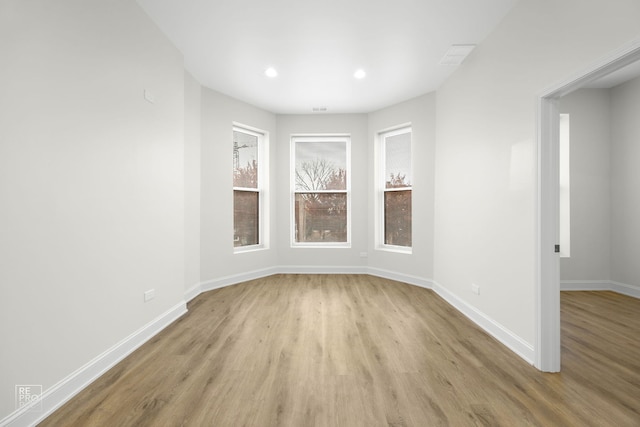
left=1, top=0, right=640, bottom=426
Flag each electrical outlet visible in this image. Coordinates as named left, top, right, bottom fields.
left=360, top=252, right=368, bottom=258
left=471, top=283, right=480, bottom=295
left=144, top=289, right=155, bottom=302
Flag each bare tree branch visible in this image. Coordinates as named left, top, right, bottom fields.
left=296, top=158, right=338, bottom=191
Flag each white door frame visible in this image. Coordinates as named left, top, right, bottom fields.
left=536, top=38, right=640, bottom=372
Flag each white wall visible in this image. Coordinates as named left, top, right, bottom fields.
left=367, top=94, right=436, bottom=281
left=559, top=89, right=611, bottom=281
left=184, top=71, right=202, bottom=291
left=0, top=0, right=185, bottom=421
left=200, top=89, right=277, bottom=282
left=434, top=0, right=640, bottom=347
left=4, top=3, right=640, bottom=421
left=611, top=75, right=640, bottom=288
left=275, top=114, right=369, bottom=268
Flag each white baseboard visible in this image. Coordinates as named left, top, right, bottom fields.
left=184, top=282, right=202, bottom=303
left=365, top=270, right=535, bottom=365
left=191, top=267, right=534, bottom=366
left=431, top=281, right=535, bottom=365
left=9, top=269, right=635, bottom=427
left=193, top=266, right=426, bottom=300
left=1, top=302, right=187, bottom=427
left=3, top=268, right=540, bottom=427
left=561, top=280, right=640, bottom=299
left=279, top=265, right=368, bottom=275
left=560, top=280, right=610, bottom=291
left=194, top=266, right=426, bottom=298
left=367, top=267, right=433, bottom=289
left=200, top=266, right=278, bottom=293
left=197, top=266, right=368, bottom=297
left=610, top=281, right=640, bottom=299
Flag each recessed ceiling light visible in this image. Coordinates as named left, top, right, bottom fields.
left=354, top=69, right=366, bottom=79
left=264, top=67, right=278, bottom=78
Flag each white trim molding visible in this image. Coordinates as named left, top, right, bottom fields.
left=279, top=265, right=368, bottom=275
left=611, top=281, right=640, bottom=299
left=185, top=282, right=202, bottom=303
left=367, top=267, right=432, bottom=289
left=200, top=266, right=278, bottom=293
left=561, top=280, right=640, bottom=299
left=367, top=271, right=534, bottom=363
left=2, top=302, right=187, bottom=427
left=191, top=267, right=535, bottom=367
left=431, top=281, right=535, bottom=365
left=195, top=266, right=416, bottom=296
left=560, top=280, right=610, bottom=291
left=7, top=268, right=541, bottom=427
left=195, top=266, right=369, bottom=301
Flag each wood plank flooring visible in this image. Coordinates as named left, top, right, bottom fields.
left=40, top=275, right=640, bottom=426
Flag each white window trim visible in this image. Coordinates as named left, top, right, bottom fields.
left=233, top=123, right=269, bottom=253
left=290, top=134, right=351, bottom=248
left=376, top=124, right=412, bottom=254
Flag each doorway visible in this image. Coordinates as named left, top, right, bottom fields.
left=537, top=39, right=640, bottom=372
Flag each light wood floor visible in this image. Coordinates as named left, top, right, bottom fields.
left=40, top=275, right=640, bottom=426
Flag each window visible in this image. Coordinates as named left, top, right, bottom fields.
left=233, top=125, right=267, bottom=251
left=378, top=126, right=412, bottom=250
left=291, top=135, right=350, bottom=246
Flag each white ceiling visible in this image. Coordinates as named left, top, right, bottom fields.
left=136, top=0, right=518, bottom=114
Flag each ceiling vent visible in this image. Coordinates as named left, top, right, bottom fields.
left=438, top=44, right=476, bottom=66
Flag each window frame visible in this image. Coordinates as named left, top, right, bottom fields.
left=233, top=123, right=268, bottom=253
left=290, top=134, right=351, bottom=248
left=377, top=124, right=413, bottom=253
